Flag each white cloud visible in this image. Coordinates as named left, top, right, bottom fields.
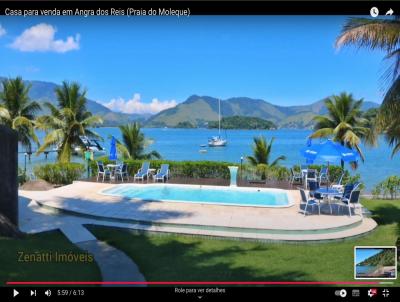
left=10, top=23, right=80, bottom=53
left=103, top=93, right=177, bottom=115
left=0, top=24, right=6, bottom=37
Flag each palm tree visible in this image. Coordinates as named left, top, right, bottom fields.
left=0, top=77, right=40, bottom=151
left=336, top=17, right=400, bottom=156
left=246, top=136, right=286, bottom=166
left=309, top=92, right=374, bottom=162
left=117, top=123, right=161, bottom=160
left=36, top=81, right=102, bottom=162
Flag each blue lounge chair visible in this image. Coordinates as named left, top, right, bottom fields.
left=134, top=162, right=150, bottom=181
left=300, top=188, right=320, bottom=216
left=154, top=164, right=169, bottom=182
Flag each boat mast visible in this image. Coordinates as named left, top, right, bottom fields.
left=218, top=99, right=221, bottom=136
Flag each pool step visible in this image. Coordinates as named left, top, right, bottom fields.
left=100, top=217, right=377, bottom=243
left=33, top=200, right=377, bottom=242
left=35, top=200, right=366, bottom=236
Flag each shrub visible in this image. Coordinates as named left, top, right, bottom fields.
left=240, top=164, right=290, bottom=182
left=18, top=167, right=28, bottom=186
left=372, top=176, right=400, bottom=199
left=34, top=162, right=85, bottom=185
left=90, top=158, right=232, bottom=179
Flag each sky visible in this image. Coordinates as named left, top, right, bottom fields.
left=355, top=248, right=384, bottom=265
left=0, top=15, right=388, bottom=114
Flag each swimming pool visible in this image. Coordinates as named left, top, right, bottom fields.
left=101, top=184, right=292, bottom=207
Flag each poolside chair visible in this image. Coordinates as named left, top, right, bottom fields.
left=307, top=180, right=321, bottom=198
left=97, top=161, right=111, bottom=182
left=290, top=168, right=302, bottom=185
left=300, top=188, right=320, bottom=216
left=115, top=163, right=129, bottom=182
left=330, top=172, right=345, bottom=191
left=338, top=190, right=362, bottom=217
left=334, top=183, right=354, bottom=201
left=134, top=162, right=150, bottom=181
left=154, top=164, right=169, bottom=182
left=318, top=166, right=329, bottom=185
left=304, top=169, right=317, bottom=189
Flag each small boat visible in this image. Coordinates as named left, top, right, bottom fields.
left=208, top=136, right=227, bottom=147
left=200, top=144, right=207, bottom=148
left=208, top=99, right=227, bottom=147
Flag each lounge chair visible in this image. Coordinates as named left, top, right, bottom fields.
left=318, top=166, right=329, bottom=185
left=154, top=164, right=169, bottom=182
left=330, top=172, right=345, bottom=191
left=97, top=161, right=111, bottom=182
left=338, top=190, right=362, bottom=217
left=300, top=188, right=320, bottom=216
left=134, top=162, right=150, bottom=181
left=290, top=168, right=302, bottom=185
left=115, top=163, right=129, bottom=182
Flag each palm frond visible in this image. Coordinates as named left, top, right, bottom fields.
left=246, top=156, right=258, bottom=166
left=270, top=155, right=287, bottom=167
left=336, top=18, right=400, bottom=52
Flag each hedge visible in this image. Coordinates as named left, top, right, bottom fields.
left=90, top=158, right=234, bottom=179
left=34, top=162, right=85, bottom=185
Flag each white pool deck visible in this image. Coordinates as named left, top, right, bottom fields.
left=19, top=181, right=377, bottom=242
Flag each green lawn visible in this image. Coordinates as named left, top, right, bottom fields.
left=0, top=230, right=101, bottom=286
left=89, top=199, right=400, bottom=283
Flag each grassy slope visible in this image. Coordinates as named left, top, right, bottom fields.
left=89, top=199, right=400, bottom=283
left=0, top=230, right=101, bottom=285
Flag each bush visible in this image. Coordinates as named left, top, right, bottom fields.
left=90, top=158, right=232, bottom=179
left=17, top=167, right=28, bottom=186
left=34, top=163, right=85, bottom=185
left=372, top=176, right=400, bottom=199
left=240, top=164, right=290, bottom=182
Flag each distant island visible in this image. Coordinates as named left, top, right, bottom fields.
left=173, top=121, right=196, bottom=128
left=208, top=116, right=276, bottom=130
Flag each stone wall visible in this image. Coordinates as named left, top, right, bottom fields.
left=0, top=125, right=18, bottom=226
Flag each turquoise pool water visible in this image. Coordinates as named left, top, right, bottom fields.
left=102, top=185, right=291, bottom=207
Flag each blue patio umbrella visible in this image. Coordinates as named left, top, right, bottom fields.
left=300, top=139, right=359, bottom=188
left=109, top=136, right=118, bottom=162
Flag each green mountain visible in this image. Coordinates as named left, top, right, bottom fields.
left=357, top=249, right=396, bottom=267
left=145, top=95, right=379, bottom=128
left=0, top=77, right=147, bottom=127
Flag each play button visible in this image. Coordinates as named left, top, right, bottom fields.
left=13, top=289, right=19, bottom=297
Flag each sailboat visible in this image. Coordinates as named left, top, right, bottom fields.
left=208, top=99, right=227, bottom=147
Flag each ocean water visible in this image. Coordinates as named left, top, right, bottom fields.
left=356, top=265, right=377, bottom=275
left=18, top=128, right=400, bottom=191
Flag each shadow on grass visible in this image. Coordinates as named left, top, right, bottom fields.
left=369, top=204, right=400, bottom=225
left=88, top=225, right=309, bottom=282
